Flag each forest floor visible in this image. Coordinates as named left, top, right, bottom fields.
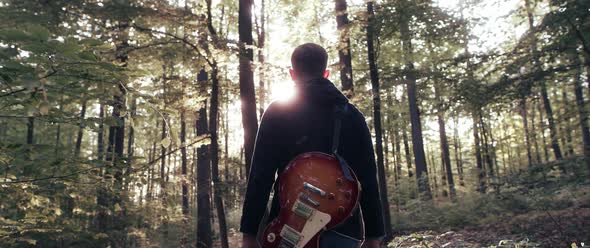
left=222, top=206, right=589, bottom=248
left=387, top=207, right=590, bottom=247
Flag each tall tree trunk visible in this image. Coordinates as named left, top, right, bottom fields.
left=531, top=97, right=542, bottom=163
left=239, top=0, right=259, bottom=178
left=97, top=103, right=105, bottom=162
left=158, top=74, right=172, bottom=241
left=573, top=54, right=590, bottom=171
left=541, top=84, right=563, bottom=160
left=453, top=116, right=465, bottom=186
left=74, top=96, right=87, bottom=157
left=472, top=112, right=486, bottom=193
left=399, top=0, right=431, bottom=199
left=539, top=99, right=549, bottom=161
left=435, top=94, right=456, bottom=200
left=224, top=77, right=230, bottom=182
left=27, top=117, right=34, bottom=145
left=335, top=0, right=354, bottom=96
left=427, top=34, right=456, bottom=200
left=401, top=106, right=413, bottom=177
left=98, top=15, right=128, bottom=244
left=561, top=88, right=574, bottom=156
left=393, top=117, right=403, bottom=180
left=180, top=109, right=189, bottom=246
left=366, top=0, right=392, bottom=238
left=384, top=126, right=390, bottom=174
left=257, top=0, right=266, bottom=119
left=125, top=97, right=136, bottom=191
left=479, top=113, right=494, bottom=177
left=196, top=69, right=213, bottom=248
left=427, top=147, right=438, bottom=197
left=524, top=0, right=562, bottom=161
left=210, top=65, right=229, bottom=248
left=54, top=101, right=62, bottom=156
left=520, top=99, right=534, bottom=167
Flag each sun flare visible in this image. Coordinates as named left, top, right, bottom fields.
left=270, top=81, right=296, bottom=102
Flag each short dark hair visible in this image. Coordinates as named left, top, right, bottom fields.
left=291, top=43, right=328, bottom=77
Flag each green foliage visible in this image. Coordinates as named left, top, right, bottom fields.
left=388, top=158, right=589, bottom=245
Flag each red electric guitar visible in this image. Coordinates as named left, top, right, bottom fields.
left=261, top=152, right=361, bottom=248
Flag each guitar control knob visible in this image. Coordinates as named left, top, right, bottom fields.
left=267, top=233, right=276, bottom=243
left=336, top=178, right=343, bottom=186
left=328, top=193, right=335, bottom=200
left=338, top=206, right=345, bottom=214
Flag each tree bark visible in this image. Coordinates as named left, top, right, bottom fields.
left=26, top=117, right=34, bottom=145
left=257, top=0, right=266, bottom=119
left=97, top=103, right=105, bottom=162
left=401, top=106, right=413, bottom=178
left=573, top=54, right=590, bottom=171
left=54, top=101, right=62, bottom=156
left=520, top=99, right=534, bottom=167
left=366, top=0, right=392, bottom=238
left=524, top=0, right=562, bottom=161
left=239, top=0, right=259, bottom=177
left=74, top=96, right=87, bottom=157
left=123, top=97, right=136, bottom=195
left=196, top=69, right=213, bottom=248
left=561, top=88, right=574, bottom=156
left=399, top=0, right=431, bottom=199
left=224, top=76, right=230, bottom=182
left=539, top=99, right=549, bottom=161
left=435, top=91, right=456, bottom=200
left=98, top=16, right=128, bottom=244
left=531, top=97, right=542, bottom=163
left=427, top=33, right=455, bottom=200
left=472, top=112, right=486, bottom=193
left=335, top=0, right=354, bottom=96
left=180, top=109, right=189, bottom=221
left=210, top=65, right=229, bottom=248
left=453, top=116, right=465, bottom=186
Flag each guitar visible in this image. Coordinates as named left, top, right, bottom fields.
left=261, top=152, right=361, bottom=248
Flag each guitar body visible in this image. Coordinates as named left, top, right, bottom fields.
left=261, top=152, right=361, bottom=248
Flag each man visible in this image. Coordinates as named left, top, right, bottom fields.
left=240, top=43, right=385, bottom=248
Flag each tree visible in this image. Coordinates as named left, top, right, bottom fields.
left=398, top=0, right=432, bottom=199
left=366, top=0, right=393, bottom=238
left=239, top=0, right=259, bottom=177
left=196, top=68, right=213, bottom=248
left=524, top=0, right=563, bottom=161
left=335, top=0, right=354, bottom=96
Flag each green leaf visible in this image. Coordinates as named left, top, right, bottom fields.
left=0, top=29, right=30, bottom=41
left=27, top=25, right=50, bottom=41
left=79, top=51, right=97, bottom=61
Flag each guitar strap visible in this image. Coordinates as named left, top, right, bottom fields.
left=331, top=104, right=355, bottom=181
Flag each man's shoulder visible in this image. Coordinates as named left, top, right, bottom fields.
left=263, top=100, right=292, bottom=117
left=345, top=103, right=365, bottom=121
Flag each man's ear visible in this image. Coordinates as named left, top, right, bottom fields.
left=289, top=69, right=297, bottom=81
left=323, top=70, right=330, bottom=79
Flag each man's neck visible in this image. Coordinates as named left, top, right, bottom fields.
left=295, top=75, right=326, bottom=85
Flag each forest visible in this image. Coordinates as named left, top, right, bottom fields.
left=0, top=0, right=589, bottom=247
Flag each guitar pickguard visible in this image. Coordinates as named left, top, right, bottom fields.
left=296, top=210, right=331, bottom=247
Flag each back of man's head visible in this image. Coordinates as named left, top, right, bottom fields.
left=291, top=43, right=328, bottom=78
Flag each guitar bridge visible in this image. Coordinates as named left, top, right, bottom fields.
left=280, top=225, right=301, bottom=247
left=303, top=182, right=326, bottom=197
left=299, top=193, right=320, bottom=207
left=292, top=199, right=314, bottom=219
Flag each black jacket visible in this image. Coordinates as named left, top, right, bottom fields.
left=239, top=77, right=386, bottom=240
